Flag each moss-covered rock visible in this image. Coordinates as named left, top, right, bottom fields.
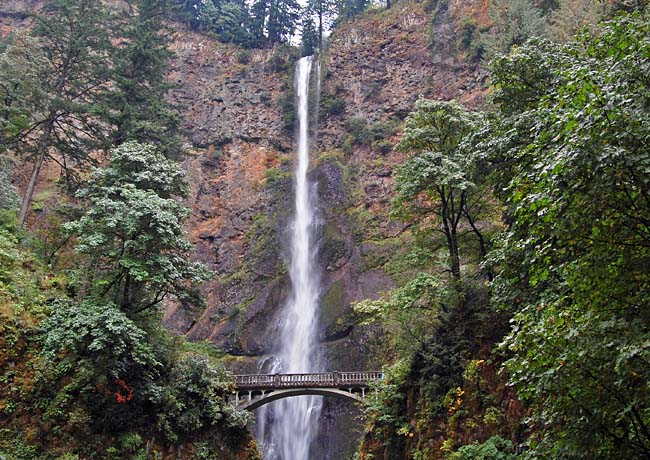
left=319, top=277, right=355, bottom=341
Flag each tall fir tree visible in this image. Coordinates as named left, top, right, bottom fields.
left=251, top=0, right=300, bottom=45
left=305, top=0, right=337, bottom=51
left=108, top=0, right=182, bottom=159
left=335, top=0, right=368, bottom=22
left=300, top=15, right=319, bottom=56
left=267, top=0, right=300, bottom=44
left=1, top=0, right=114, bottom=227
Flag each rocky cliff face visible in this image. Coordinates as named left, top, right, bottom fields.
left=0, top=0, right=486, bottom=373
left=163, top=0, right=487, bottom=373
left=157, top=4, right=486, bottom=456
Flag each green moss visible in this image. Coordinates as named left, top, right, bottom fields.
left=348, top=206, right=381, bottom=242
left=320, top=278, right=347, bottom=326
left=319, top=278, right=356, bottom=341
left=319, top=223, right=348, bottom=270
left=243, top=213, right=284, bottom=278
left=264, top=167, right=291, bottom=183
left=317, top=149, right=346, bottom=164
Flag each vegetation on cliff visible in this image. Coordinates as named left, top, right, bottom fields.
left=2, top=0, right=650, bottom=459
left=356, top=4, right=650, bottom=460
left=0, top=1, right=261, bottom=458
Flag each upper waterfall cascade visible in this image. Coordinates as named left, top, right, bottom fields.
left=256, top=55, right=323, bottom=460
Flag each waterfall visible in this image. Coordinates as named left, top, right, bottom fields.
left=256, top=55, right=323, bottom=460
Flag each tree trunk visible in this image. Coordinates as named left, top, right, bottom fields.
left=18, top=116, right=56, bottom=228
left=18, top=146, right=47, bottom=228
left=439, top=188, right=461, bottom=282
left=318, top=4, right=323, bottom=51
left=449, top=226, right=461, bottom=281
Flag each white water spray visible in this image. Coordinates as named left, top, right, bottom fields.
left=257, top=56, right=323, bottom=460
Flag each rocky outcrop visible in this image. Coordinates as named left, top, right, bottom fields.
left=162, top=1, right=488, bottom=378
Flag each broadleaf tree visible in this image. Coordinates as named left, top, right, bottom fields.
left=482, top=14, right=650, bottom=459
left=395, top=99, right=492, bottom=297
left=65, top=141, right=211, bottom=314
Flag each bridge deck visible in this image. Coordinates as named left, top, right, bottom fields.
left=234, top=371, right=383, bottom=390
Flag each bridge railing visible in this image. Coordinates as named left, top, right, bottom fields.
left=234, top=371, right=384, bottom=389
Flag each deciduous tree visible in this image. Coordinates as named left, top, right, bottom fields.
left=395, top=100, right=490, bottom=292
left=484, top=14, right=650, bottom=458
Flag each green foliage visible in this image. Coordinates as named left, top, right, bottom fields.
left=34, top=297, right=250, bottom=450
left=320, top=94, right=346, bottom=117
left=1, top=0, right=114, bottom=225
left=41, top=299, right=160, bottom=381
left=345, top=117, right=394, bottom=148
left=151, top=353, right=249, bottom=444
left=395, top=99, right=491, bottom=285
left=237, top=49, right=252, bottom=64
left=481, top=13, right=650, bottom=459
left=0, top=33, right=48, bottom=144
left=252, top=0, right=301, bottom=45
left=0, top=228, right=20, bottom=292
left=304, top=0, right=338, bottom=51
left=479, top=0, right=546, bottom=58
left=175, top=0, right=255, bottom=47
left=354, top=273, right=446, bottom=351
left=301, top=15, right=319, bottom=56
left=455, top=17, right=487, bottom=61
left=107, top=0, right=182, bottom=159
left=450, top=436, right=518, bottom=460
left=335, top=0, right=369, bottom=21
left=65, top=141, right=211, bottom=313
left=361, top=359, right=410, bottom=439
left=546, top=0, right=607, bottom=42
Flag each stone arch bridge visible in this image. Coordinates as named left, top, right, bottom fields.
left=231, top=371, right=384, bottom=411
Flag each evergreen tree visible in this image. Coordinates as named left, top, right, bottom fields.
left=250, top=0, right=269, bottom=44
left=335, top=0, right=368, bottom=22
left=198, top=0, right=220, bottom=31
left=267, top=0, right=301, bottom=44
left=305, top=0, right=337, bottom=51
left=547, top=0, right=606, bottom=42
left=214, top=2, right=254, bottom=46
left=108, top=0, right=182, bottom=159
left=251, top=0, right=300, bottom=45
left=0, top=0, right=113, bottom=227
left=174, top=0, right=203, bottom=29
left=480, top=0, right=546, bottom=57
left=300, top=15, right=319, bottom=56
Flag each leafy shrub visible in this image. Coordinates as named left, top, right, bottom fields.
left=455, top=17, right=486, bottom=61
left=371, top=139, right=393, bottom=154
left=41, top=299, right=160, bottom=381
left=237, top=50, right=251, bottom=65
left=347, top=116, right=372, bottom=145
left=346, top=117, right=396, bottom=148
left=151, top=353, right=249, bottom=444
left=0, top=228, right=19, bottom=287
left=320, top=94, right=346, bottom=117
left=450, top=436, right=518, bottom=460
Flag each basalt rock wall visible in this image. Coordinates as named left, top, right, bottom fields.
left=164, top=0, right=487, bottom=374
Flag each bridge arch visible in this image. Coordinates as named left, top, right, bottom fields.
left=237, top=388, right=364, bottom=411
